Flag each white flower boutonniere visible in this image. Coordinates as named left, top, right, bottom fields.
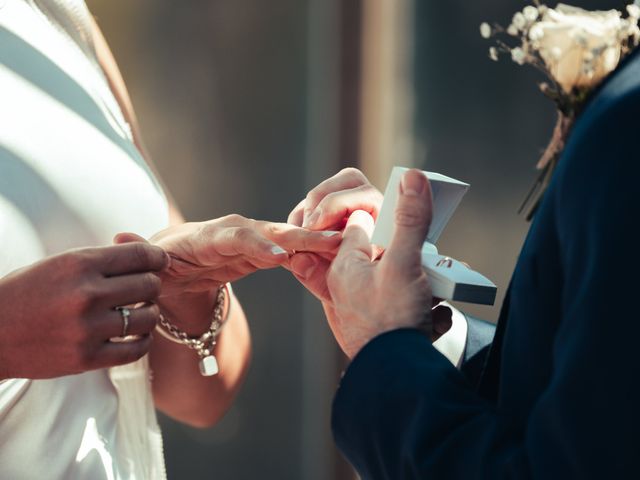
left=481, top=1, right=640, bottom=220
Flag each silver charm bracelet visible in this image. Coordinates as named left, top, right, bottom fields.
left=155, top=284, right=229, bottom=377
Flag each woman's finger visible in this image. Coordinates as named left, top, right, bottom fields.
left=96, top=335, right=153, bottom=369
left=211, top=226, right=291, bottom=263
left=98, top=303, right=160, bottom=339
left=305, top=184, right=383, bottom=231
left=113, top=232, right=147, bottom=245
left=95, top=242, right=168, bottom=276
left=101, top=272, right=162, bottom=307
left=258, top=222, right=342, bottom=253
left=302, top=168, right=370, bottom=227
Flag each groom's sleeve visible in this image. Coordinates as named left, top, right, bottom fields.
left=331, top=93, right=640, bottom=479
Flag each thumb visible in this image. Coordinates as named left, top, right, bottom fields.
left=114, top=232, right=149, bottom=245
left=382, top=169, right=433, bottom=272
left=339, top=210, right=375, bottom=260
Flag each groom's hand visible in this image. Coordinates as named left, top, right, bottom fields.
left=324, top=169, right=434, bottom=359
left=287, top=168, right=382, bottom=302
left=288, top=167, right=383, bottom=231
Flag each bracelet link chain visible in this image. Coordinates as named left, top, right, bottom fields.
left=156, top=284, right=229, bottom=376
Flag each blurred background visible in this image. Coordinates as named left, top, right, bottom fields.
left=86, top=0, right=626, bottom=478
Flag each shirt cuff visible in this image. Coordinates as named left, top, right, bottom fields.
left=431, top=302, right=468, bottom=369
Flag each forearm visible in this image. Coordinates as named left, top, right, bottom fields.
left=330, top=329, right=564, bottom=479
left=150, top=288, right=251, bottom=428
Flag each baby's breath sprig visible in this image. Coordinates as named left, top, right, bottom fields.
left=480, top=2, right=640, bottom=220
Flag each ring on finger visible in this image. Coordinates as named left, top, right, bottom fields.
left=116, top=306, right=131, bottom=338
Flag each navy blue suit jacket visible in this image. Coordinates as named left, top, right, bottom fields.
left=332, top=49, right=640, bottom=479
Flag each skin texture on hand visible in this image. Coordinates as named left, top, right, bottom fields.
left=139, top=214, right=341, bottom=299
left=0, top=243, right=168, bottom=380
left=288, top=167, right=384, bottom=232
left=286, top=168, right=383, bottom=303
left=297, top=169, right=435, bottom=359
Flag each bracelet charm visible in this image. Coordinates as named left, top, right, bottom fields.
left=199, top=354, right=219, bottom=377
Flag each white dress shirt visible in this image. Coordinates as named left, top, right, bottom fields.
left=432, top=302, right=468, bottom=369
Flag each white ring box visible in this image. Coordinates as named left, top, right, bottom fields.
left=371, top=167, right=497, bottom=305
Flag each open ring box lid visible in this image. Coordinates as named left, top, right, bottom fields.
left=371, top=167, right=470, bottom=248
left=371, top=167, right=497, bottom=305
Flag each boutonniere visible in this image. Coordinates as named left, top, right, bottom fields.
left=481, top=2, right=640, bottom=220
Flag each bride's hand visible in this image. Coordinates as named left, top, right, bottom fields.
left=115, top=214, right=341, bottom=297
left=0, top=243, right=168, bottom=380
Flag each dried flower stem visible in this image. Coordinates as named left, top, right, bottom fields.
left=537, top=111, right=573, bottom=169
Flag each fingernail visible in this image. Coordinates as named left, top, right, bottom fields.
left=292, top=255, right=317, bottom=280
left=401, top=171, right=426, bottom=196
left=271, top=246, right=287, bottom=256
left=322, top=231, right=340, bottom=237
left=303, top=210, right=321, bottom=228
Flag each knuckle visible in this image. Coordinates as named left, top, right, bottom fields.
left=315, top=191, right=337, bottom=210
left=298, top=232, right=312, bottom=251
left=73, top=284, right=101, bottom=311
left=233, top=227, right=254, bottom=244
left=141, top=273, right=162, bottom=297
left=62, top=250, right=93, bottom=274
left=343, top=250, right=364, bottom=266
left=340, top=167, right=367, bottom=183
left=197, top=221, right=218, bottom=240
left=288, top=200, right=305, bottom=221
left=364, top=184, right=384, bottom=203
left=223, top=213, right=246, bottom=225
left=133, top=242, right=152, bottom=267
left=304, top=190, right=320, bottom=210
left=263, top=222, right=284, bottom=237
left=76, top=317, right=95, bottom=342
left=394, top=204, right=427, bottom=227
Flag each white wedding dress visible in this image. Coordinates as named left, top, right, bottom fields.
left=0, top=1, right=169, bottom=478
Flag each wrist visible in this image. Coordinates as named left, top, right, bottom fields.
left=379, top=310, right=432, bottom=339
left=158, top=289, right=222, bottom=336
left=156, top=285, right=231, bottom=377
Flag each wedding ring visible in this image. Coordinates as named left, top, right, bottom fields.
left=116, top=307, right=131, bottom=338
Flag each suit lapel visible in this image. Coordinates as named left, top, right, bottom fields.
left=478, top=284, right=511, bottom=401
